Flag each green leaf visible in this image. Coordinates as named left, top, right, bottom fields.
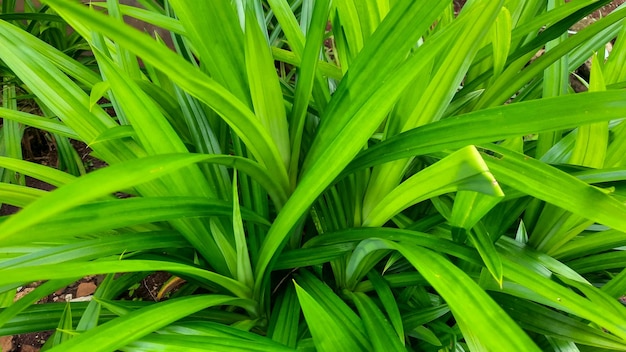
left=254, top=0, right=452, bottom=299
left=0, top=300, right=247, bottom=336
left=1, top=81, right=24, bottom=186
left=209, top=218, right=238, bottom=277
left=294, top=282, right=367, bottom=352
left=232, top=171, right=254, bottom=288
left=0, top=14, right=100, bottom=89
left=402, top=0, right=503, bottom=129
left=301, top=0, right=449, bottom=174
left=0, top=153, right=208, bottom=240
left=295, top=270, right=370, bottom=348
left=46, top=295, right=254, bottom=352
left=606, top=119, right=626, bottom=168
left=0, top=260, right=251, bottom=300
left=536, top=0, right=569, bottom=157
left=0, top=279, right=76, bottom=332
left=128, top=333, right=295, bottom=352
left=495, top=293, right=626, bottom=350
left=363, top=146, right=503, bottom=226
left=90, top=2, right=184, bottom=34
left=244, top=6, right=290, bottom=168
left=527, top=204, right=592, bottom=255
left=0, top=232, right=186, bottom=269
left=0, top=107, right=78, bottom=140
left=348, top=292, right=405, bottom=352
left=451, top=192, right=502, bottom=234
left=552, top=228, right=626, bottom=261
left=481, top=143, right=626, bottom=235
left=347, top=91, right=626, bottom=174
left=110, top=0, right=143, bottom=77
left=560, top=276, right=626, bottom=322
left=90, top=125, right=136, bottom=144
left=10, top=196, right=267, bottom=244
left=567, top=251, right=626, bottom=273
left=43, top=0, right=290, bottom=191
left=570, top=53, right=608, bottom=168
left=89, top=81, right=110, bottom=112
left=477, top=4, right=626, bottom=108
left=288, top=0, right=331, bottom=187
left=345, top=238, right=392, bottom=288
left=0, top=183, right=47, bottom=207
left=304, top=227, right=481, bottom=266
left=0, top=19, right=134, bottom=165
left=267, top=285, right=300, bottom=348
left=93, top=47, right=217, bottom=199
left=271, top=46, right=342, bottom=80
left=366, top=271, right=404, bottom=344
left=275, top=243, right=357, bottom=269
left=497, top=238, right=589, bottom=286
left=602, top=267, right=626, bottom=299
left=168, top=0, right=248, bottom=100
left=498, top=256, right=626, bottom=340
left=408, top=325, right=442, bottom=347
left=51, top=302, right=74, bottom=346
left=469, top=224, right=504, bottom=287
left=402, top=305, right=450, bottom=332
left=491, top=7, right=512, bottom=79
left=351, top=238, right=540, bottom=351
left=334, top=1, right=363, bottom=61
left=546, top=337, right=580, bottom=352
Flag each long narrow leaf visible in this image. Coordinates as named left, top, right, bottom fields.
left=43, top=0, right=290, bottom=191
left=46, top=295, right=254, bottom=352
left=0, top=153, right=207, bottom=240
left=363, top=146, right=503, bottom=226
left=481, top=143, right=626, bottom=234
left=347, top=91, right=626, bottom=174
left=0, top=260, right=251, bottom=299
left=350, top=239, right=540, bottom=351
left=294, top=282, right=367, bottom=352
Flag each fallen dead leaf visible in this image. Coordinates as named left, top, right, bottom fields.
left=14, top=287, right=35, bottom=302
left=1, top=336, right=13, bottom=352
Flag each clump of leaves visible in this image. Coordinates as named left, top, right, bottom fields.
left=1, top=0, right=626, bottom=351
left=0, top=0, right=94, bottom=180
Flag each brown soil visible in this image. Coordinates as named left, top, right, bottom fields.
left=570, top=1, right=626, bottom=31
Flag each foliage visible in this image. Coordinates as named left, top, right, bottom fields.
left=1, top=0, right=626, bottom=350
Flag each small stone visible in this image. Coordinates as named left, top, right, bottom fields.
left=76, top=282, right=97, bottom=297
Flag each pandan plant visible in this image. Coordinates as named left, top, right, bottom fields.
left=0, top=0, right=626, bottom=351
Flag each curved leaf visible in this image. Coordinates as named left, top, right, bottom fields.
left=350, top=239, right=540, bottom=351
left=348, top=292, right=405, bottom=352
left=481, top=143, right=626, bottom=234
left=347, top=91, right=626, bottom=174
left=0, top=108, right=78, bottom=139
left=294, top=282, right=367, bottom=352
left=363, top=146, right=503, bottom=226
left=5, top=197, right=268, bottom=244
left=46, top=295, right=255, bottom=352
left=43, top=0, right=289, bottom=191
left=0, top=260, right=250, bottom=299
